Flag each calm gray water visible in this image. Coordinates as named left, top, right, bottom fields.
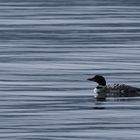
left=0, top=0, right=140, bottom=139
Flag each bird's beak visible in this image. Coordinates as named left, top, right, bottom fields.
left=87, top=78, right=94, bottom=81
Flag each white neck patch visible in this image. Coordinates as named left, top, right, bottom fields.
left=93, top=88, right=99, bottom=98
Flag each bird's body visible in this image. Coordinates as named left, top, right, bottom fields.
left=88, top=75, right=140, bottom=100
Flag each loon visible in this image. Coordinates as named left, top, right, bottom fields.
left=88, top=75, right=140, bottom=100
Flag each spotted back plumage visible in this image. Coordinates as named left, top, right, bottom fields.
left=100, top=84, right=140, bottom=97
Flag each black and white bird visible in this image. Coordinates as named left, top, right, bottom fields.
left=88, top=75, right=140, bottom=100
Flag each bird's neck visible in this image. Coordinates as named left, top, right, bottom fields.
left=96, top=85, right=106, bottom=89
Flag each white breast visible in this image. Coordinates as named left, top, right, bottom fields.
left=93, top=88, right=100, bottom=98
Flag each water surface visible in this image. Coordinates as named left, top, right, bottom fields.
left=0, top=0, right=140, bottom=139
